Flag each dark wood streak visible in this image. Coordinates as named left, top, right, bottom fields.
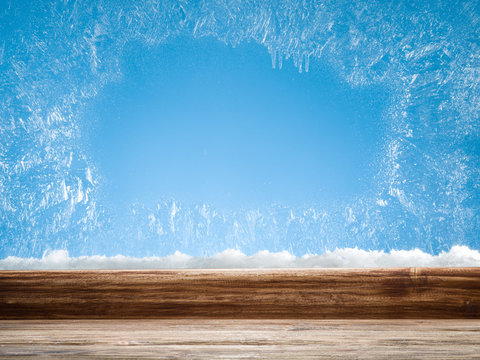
left=0, top=268, right=479, bottom=319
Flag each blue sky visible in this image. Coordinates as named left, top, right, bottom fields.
left=2, top=1, right=479, bottom=259
left=87, top=36, right=388, bottom=210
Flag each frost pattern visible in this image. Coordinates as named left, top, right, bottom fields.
left=1, top=1, right=479, bottom=257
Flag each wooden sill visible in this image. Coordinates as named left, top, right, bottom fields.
left=1, top=268, right=479, bottom=319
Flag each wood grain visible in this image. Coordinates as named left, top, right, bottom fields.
left=1, top=319, right=479, bottom=359
left=1, top=268, right=479, bottom=319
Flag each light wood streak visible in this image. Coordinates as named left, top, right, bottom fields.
left=1, top=319, right=479, bottom=359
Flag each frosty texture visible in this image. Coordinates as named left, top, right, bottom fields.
left=1, top=1, right=479, bottom=257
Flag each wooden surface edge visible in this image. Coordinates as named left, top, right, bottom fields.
left=1, top=319, right=480, bottom=359
left=1, top=267, right=479, bottom=319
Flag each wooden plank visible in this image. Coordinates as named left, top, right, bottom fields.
left=0, top=268, right=479, bottom=319
left=0, top=319, right=479, bottom=359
